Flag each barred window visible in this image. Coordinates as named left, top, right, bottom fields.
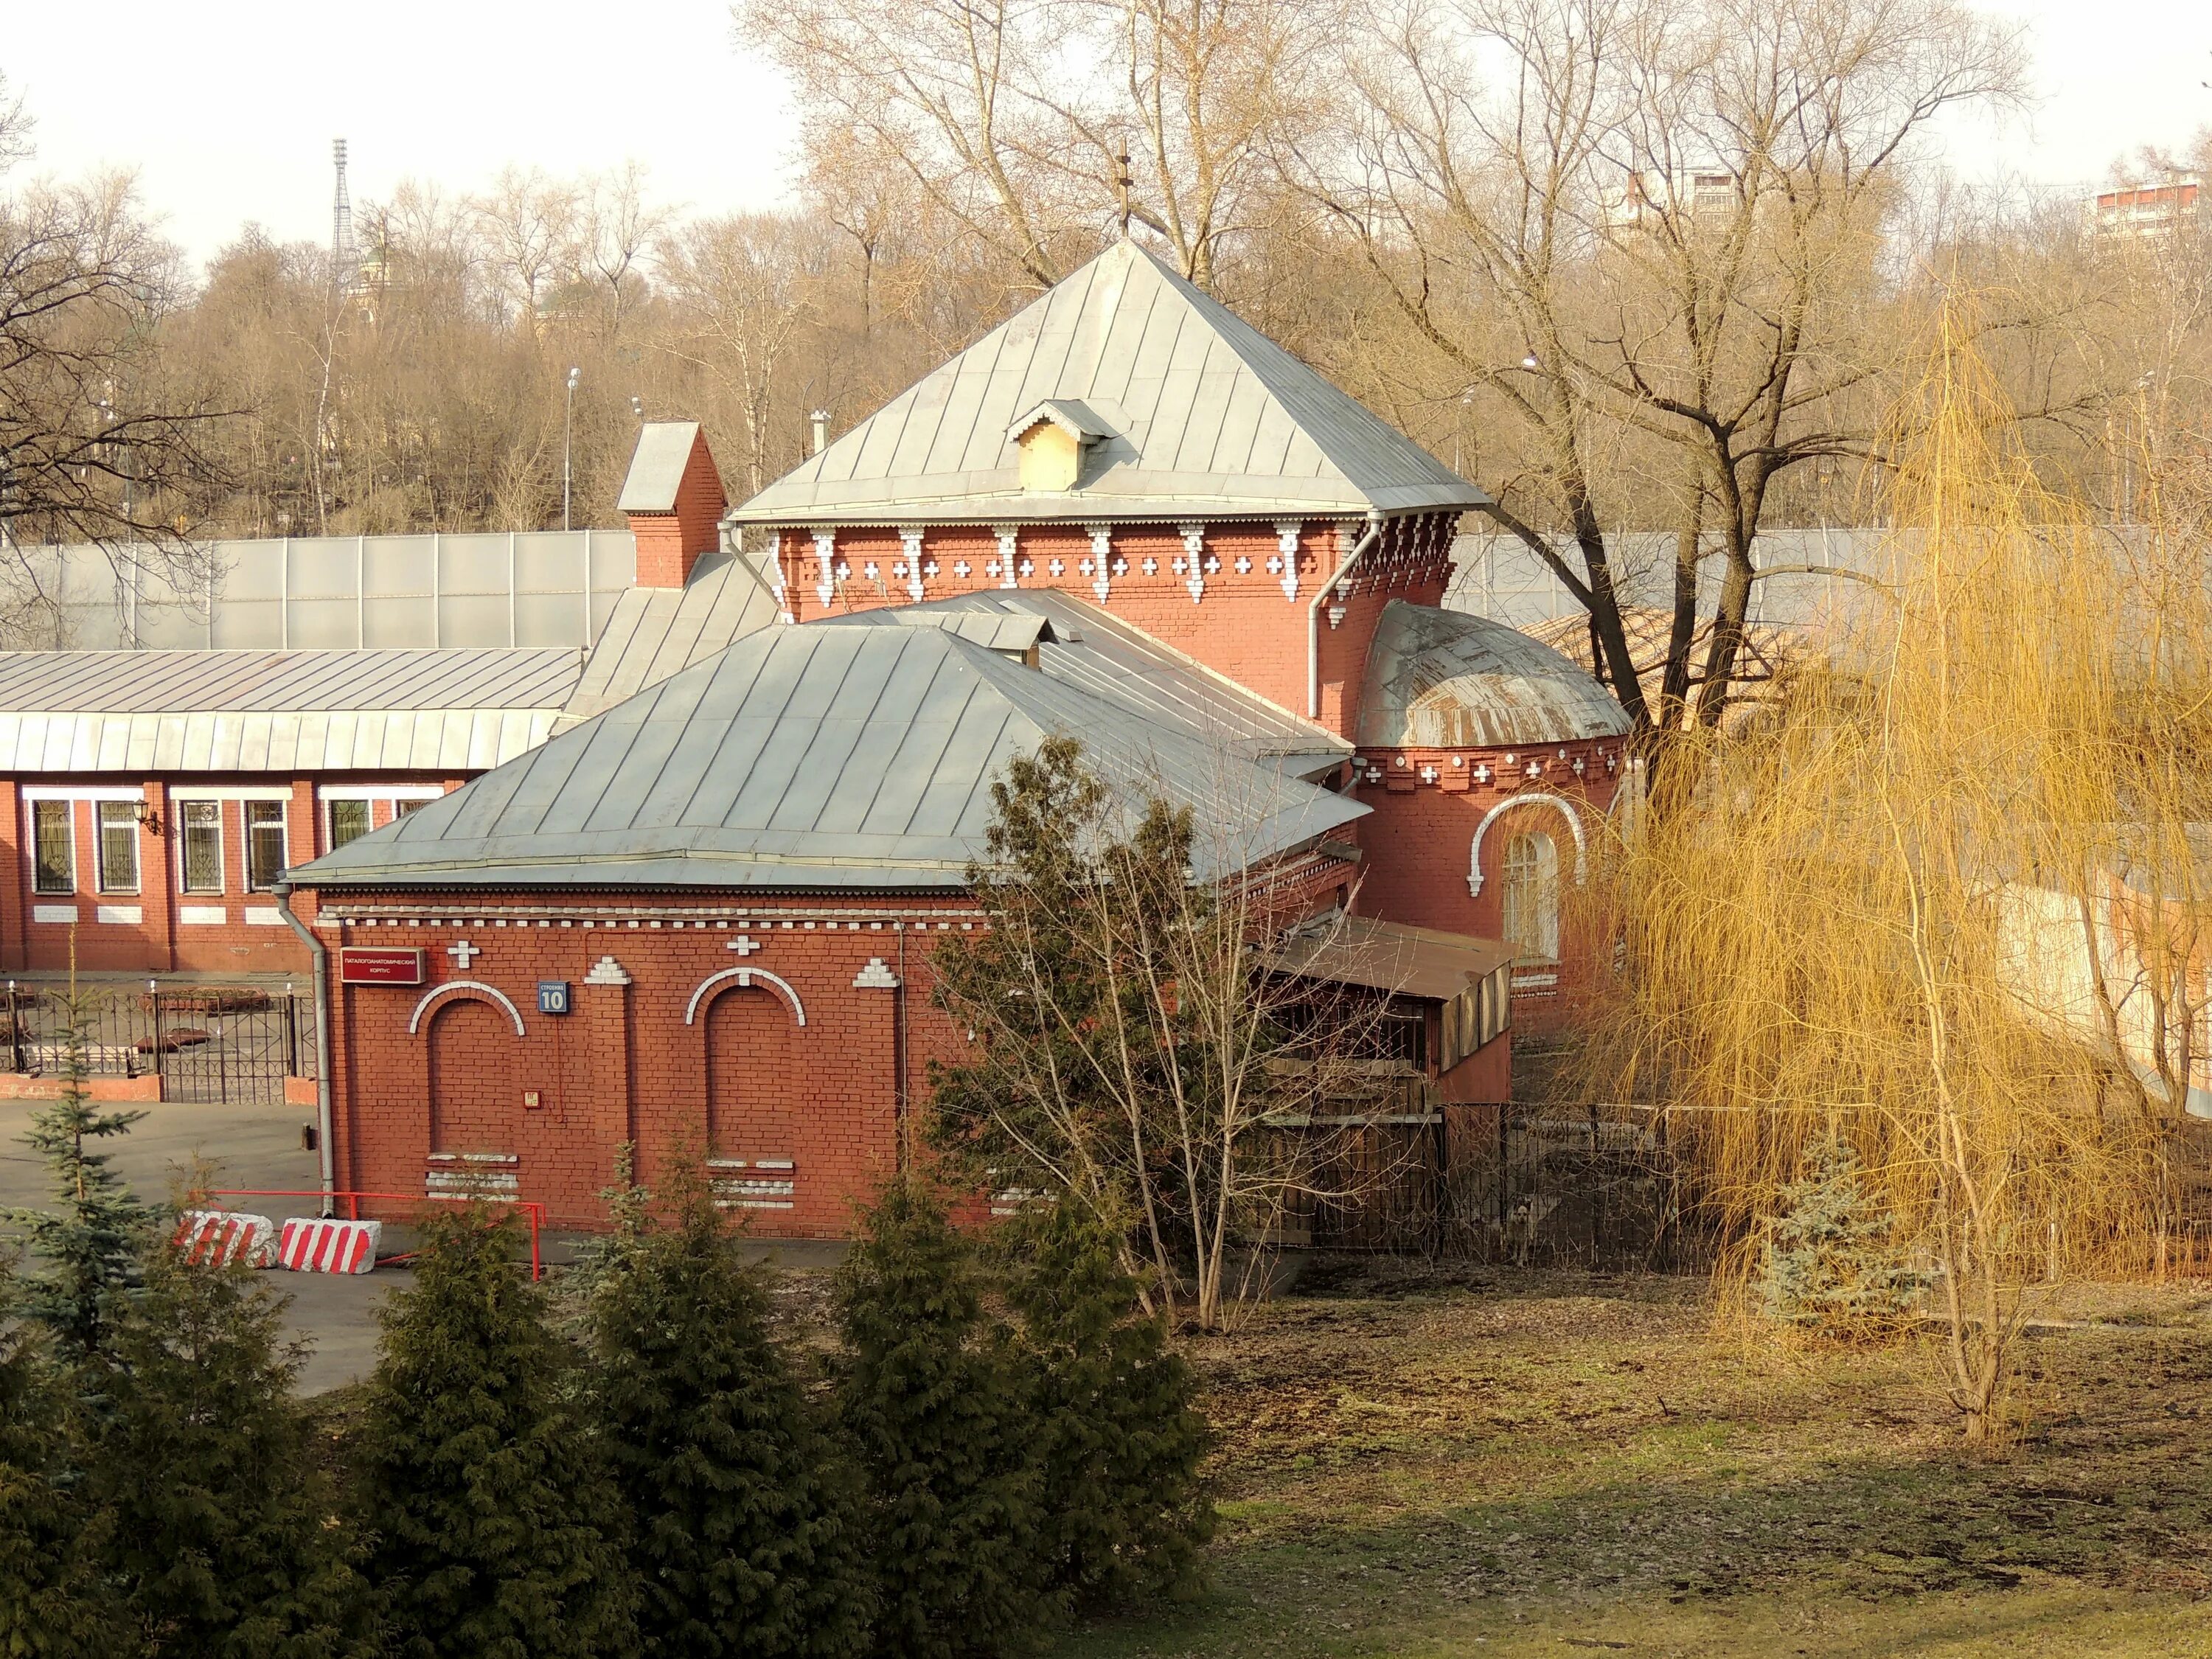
left=96, top=801, right=139, bottom=894
left=327, top=799, right=372, bottom=851
left=180, top=801, right=223, bottom=894
left=246, top=801, right=288, bottom=891
left=32, top=801, right=73, bottom=895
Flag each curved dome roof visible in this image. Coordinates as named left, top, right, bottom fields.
left=1355, top=601, right=1631, bottom=749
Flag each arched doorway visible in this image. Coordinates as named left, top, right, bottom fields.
left=427, top=996, right=521, bottom=1158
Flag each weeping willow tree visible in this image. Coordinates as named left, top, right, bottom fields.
left=1582, top=297, right=2212, bottom=1444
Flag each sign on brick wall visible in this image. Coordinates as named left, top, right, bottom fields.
left=339, top=947, right=426, bottom=986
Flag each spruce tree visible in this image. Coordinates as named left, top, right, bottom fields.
left=7, top=986, right=155, bottom=1358
left=1000, top=1201, right=1212, bottom=1607
left=834, top=1177, right=1046, bottom=1659
left=0, top=1270, right=118, bottom=1657
left=590, top=1166, right=872, bottom=1659
left=1762, top=1134, right=1928, bottom=1341
left=91, top=1243, right=372, bottom=1658
left=360, top=1208, right=638, bottom=1659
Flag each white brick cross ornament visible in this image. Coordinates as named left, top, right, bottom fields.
left=728, top=935, right=761, bottom=957
left=447, top=939, right=482, bottom=970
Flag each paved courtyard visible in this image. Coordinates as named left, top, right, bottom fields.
left=0, top=1093, right=394, bottom=1393
left=0, top=1093, right=844, bottom=1394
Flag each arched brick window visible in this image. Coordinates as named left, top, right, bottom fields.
left=703, top=986, right=800, bottom=1162
left=427, top=997, right=520, bottom=1157
left=1501, top=830, right=1560, bottom=962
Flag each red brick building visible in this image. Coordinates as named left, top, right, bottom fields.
left=0, top=422, right=770, bottom=981
left=290, top=241, right=1626, bottom=1233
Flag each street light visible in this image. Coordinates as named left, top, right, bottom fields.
left=563, top=366, right=581, bottom=530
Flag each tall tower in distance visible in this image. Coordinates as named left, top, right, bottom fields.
left=331, top=138, right=358, bottom=286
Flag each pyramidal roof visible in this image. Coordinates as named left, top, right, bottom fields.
left=729, top=240, right=1487, bottom=526
left=289, top=604, right=1366, bottom=894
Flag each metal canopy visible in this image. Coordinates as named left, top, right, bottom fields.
left=1262, top=914, right=1515, bottom=1003
left=293, top=607, right=1368, bottom=893
left=728, top=240, right=1489, bottom=526
left=0, top=647, right=585, bottom=775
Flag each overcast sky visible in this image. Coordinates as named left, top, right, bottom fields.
left=3, top=0, right=2207, bottom=271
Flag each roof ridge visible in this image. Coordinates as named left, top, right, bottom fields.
left=728, top=241, right=1485, bottom=526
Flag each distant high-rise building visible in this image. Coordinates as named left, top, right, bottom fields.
left=2093, top=181, right=2200, bottom=244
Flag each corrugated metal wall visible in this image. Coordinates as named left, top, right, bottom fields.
left=15, top=531, right=638, bottom=652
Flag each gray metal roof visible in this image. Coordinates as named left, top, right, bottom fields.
left=292, top=611, right=1367, bottom=893
left=618, top=422, right=706, bottom=512
left=875, top=609, right=1060, bottom=653
left=728, top=240, right=1489, bottom=526
left=0, top=647, right=584, bottom=775
left=15, top=530, right=635, bottom=653
left=817, top=591, right=1351, bottom=778
left=1354, top=600, right=1630, bottom=748
left=0, top=647, right=582, bottom=714
left=557, top=554, right=785, bottom=726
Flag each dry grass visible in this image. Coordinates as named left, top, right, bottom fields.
left=1056, top=1261, right=2212, bottom=1657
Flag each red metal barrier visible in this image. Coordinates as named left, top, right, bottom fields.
left=199, top=1189, right=546, bottom=1280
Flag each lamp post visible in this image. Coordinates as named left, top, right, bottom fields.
left=563, top=365, right=580, bottom=530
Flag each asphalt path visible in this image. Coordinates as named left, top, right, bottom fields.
left=0, top=1094, right=848, bottom=1394
left=0, top=1093, right=392, bottom=1393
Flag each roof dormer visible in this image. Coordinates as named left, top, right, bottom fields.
left=1006, top=398, right=1112, bottom=492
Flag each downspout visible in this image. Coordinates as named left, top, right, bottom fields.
left=273, top=881, right=335, bottom=1217
left=1308, top=511, right=1385, bottom=720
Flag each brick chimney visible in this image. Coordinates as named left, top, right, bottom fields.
left=619, top=422, right=728, bottom=588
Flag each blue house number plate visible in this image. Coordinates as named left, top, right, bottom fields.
left=538, top=981, right=571, bottom=1015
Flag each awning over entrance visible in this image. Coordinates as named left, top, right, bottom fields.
left=1261, top=914, right=1514, bottom=1071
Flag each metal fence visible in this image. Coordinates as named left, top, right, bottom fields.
left=1, top=982, right=317, bottom=1105
left=1277, top=1101, right=1697, bottom=1266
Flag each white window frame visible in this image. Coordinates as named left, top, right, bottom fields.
left=324, top=796, right=375, bottom=853
left=316, top=785, right=445, bottom=854
left=94, top=801, right=141, bottom=895
left=175, top=799, right=226, bottom=896
left=29, top=799, right=76, bottom=896
left=316, top=784, right=446, bottom=801
left=243, top=799, right=289, bottom=892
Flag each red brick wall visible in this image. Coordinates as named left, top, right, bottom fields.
left=630, top=433, right=729, bottom=588
left=1348, top=736, right=1627, bottom=1034
left=1, top=776, right=462, bottom=978
left=773, top=515, right=1461, bottom=740
left=321, top=899, right=949, bottom=1232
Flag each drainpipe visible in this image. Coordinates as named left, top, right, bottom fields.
left=1308, top=511, right=1385, bottom=720
left=273, top=881, right=335, bottom=1217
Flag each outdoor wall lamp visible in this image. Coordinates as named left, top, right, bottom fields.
left=134, top=800, right=164, bottom=836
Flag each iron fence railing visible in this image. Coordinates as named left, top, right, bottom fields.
left=1, top=981, right=317, bottom=1105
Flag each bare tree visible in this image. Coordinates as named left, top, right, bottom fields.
left=737, top=0, right=1078, bottom=288
left=581, top=162, right=671, bottom=343
left=657, top=212, right=833, bottom=493
left=0, top=88, right=227, bottom=630
left=1300, top=0, right=2023, bottom=742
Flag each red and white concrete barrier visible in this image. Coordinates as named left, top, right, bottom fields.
left=276, top=1217, right=383, bottom=1274
left=173, top=1209, right=279, bottom=1267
